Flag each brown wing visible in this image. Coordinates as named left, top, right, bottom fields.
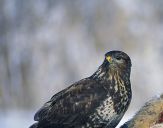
left=34, top=77, right=108, bottom=126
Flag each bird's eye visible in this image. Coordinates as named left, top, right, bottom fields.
left=115, top=56, right=122, bottom=60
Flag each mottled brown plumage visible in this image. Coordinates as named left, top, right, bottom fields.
left=30, top=50, right=132, bottom=128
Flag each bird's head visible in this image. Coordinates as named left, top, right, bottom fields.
left=104, top=50, right=131, bottom=72
left=92, top=50, right=132, bottom=80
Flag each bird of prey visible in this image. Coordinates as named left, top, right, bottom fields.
left=30, top=50, right=132, bottom=128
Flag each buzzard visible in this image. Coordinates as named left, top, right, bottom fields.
left=30, top=50, right=132, bottom=128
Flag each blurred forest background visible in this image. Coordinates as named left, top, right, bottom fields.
left=0, top=0, right=163, bottom=128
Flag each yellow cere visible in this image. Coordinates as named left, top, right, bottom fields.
left=106, top=56, right=112, bottom=62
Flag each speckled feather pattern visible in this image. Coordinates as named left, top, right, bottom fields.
left=30, top=51, right=132, bottom=128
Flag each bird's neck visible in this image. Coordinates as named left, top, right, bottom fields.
left=91, top=66, right=131, bottom=99
left=92, top=66, right=131, bottom=83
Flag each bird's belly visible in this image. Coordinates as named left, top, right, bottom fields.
left=88, top=96, right=118, bottom=127
left=96, top=97, right=116, bottom=121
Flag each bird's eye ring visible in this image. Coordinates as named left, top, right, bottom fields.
left=115, top=56, right=122, bottom=60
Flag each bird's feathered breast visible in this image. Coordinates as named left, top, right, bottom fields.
left=89, top=64, right=132, bottom=127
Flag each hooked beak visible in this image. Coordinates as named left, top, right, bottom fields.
left=106, top=56, right=112, bottom=63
